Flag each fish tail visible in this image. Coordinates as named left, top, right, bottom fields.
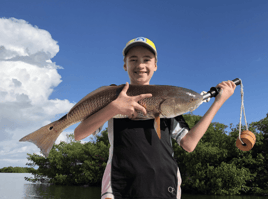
left=19, top=115, right=67, bottom=157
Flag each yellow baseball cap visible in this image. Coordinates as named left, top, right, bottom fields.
left=123, top=37, right=157, bottom=60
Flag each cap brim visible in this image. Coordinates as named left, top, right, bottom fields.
left=123, top=42, right=156, bottom=57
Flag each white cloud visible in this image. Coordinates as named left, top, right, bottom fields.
left=0, top=18, right=75, bottom=168
left=0, top=18, right=59, bottom=58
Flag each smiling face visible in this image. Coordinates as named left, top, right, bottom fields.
left=124, top=46, right=157, bottom=85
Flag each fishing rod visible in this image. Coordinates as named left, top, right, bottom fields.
left=201, top=78, right=256, bottom=152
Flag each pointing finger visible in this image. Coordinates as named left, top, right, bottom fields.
left=133, top=103, right=148, bottom=116
left=121, top=82, right=129, bottom=94
left=135, top=93, right=153, bottom=102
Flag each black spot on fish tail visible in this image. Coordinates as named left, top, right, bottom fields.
left=19, top=120, right=64, bottom=157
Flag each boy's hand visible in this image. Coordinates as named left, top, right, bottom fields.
left=112, top=82, right=152, bottom=119
left=215, top=80, right=236, bottom=104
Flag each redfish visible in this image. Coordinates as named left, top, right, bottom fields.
left=19, top=84, right=203, bottom=157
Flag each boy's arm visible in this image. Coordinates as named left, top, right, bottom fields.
left=74, top=102, right=117, bottom=141
left=74, top=83, right=152, bottom=141
left=180, top=80, right=236, bottom=152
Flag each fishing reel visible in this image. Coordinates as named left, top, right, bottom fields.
left=202, top=78, right=256, bottom=151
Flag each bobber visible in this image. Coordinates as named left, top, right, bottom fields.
left=236, top=130, right=256, bottom=151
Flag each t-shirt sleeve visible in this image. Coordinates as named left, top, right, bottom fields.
left=170, top=115, right=190, bottom=146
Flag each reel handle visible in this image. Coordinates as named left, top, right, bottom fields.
left=203, top=78, right=241, bottom=100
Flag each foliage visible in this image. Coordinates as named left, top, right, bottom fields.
left=25, top=130, right=109, bottom=186
left=247, top=113, right=268, bottom=195
left=173, top=114, right=268, bottom=196
left=25, top=114, right=268, bottom=196
left=0, top=166, right=35, bottom=173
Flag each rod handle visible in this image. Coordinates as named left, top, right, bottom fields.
left=203, top=78, right=241, bottom=99
left=232, top=78, right=241, bottom=86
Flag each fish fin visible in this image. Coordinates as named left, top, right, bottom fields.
left=67, top=86, right=111, bottom=118
left=109, top=84, right=117, bottom=86
left=154, top=114, right=161, bottom=139
left=19, top=118, right=65, bottom=158
left=92, top=124, right=104, bottom=136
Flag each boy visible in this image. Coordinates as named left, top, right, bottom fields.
left=74, top=37, right=236, bottom=199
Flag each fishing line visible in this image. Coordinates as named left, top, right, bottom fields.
left=238, top=79, right=248, bottom=145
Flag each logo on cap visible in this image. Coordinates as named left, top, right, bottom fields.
left=135, top=37, right=147, bottom=42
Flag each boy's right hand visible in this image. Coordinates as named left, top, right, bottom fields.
left=111, top=82, right=152, bottom=119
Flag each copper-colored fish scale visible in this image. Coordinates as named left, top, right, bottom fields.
left=67, top=89, right=118, bottom=122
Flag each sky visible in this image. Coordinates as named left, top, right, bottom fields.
left=0, top=0, right=267, bottom=168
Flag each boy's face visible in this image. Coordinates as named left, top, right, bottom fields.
left=124, top=46, right=157, bottom=85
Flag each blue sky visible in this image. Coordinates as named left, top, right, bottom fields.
left=0, top=0, right=268, bottom=167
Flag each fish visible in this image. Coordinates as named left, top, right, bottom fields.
left=19, top=84, right=204, bottom=157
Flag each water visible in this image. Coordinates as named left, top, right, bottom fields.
left=0, top=173, right=267, bottom=199
left=0, top=173, right=100, bottom=199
